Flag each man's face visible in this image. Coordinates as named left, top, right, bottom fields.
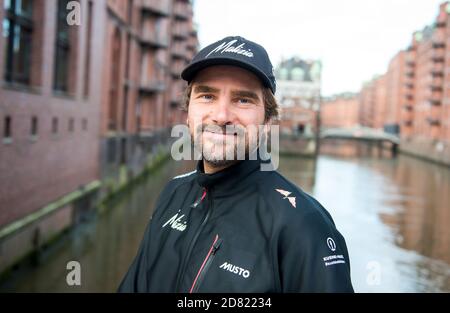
left=187, top=65, right=266, bottom=169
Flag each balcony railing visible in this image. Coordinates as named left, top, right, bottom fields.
left=405, top=93, right=414, bottom=101
left=405, top=82, right=414, bottom=89
left=139, top=78, right=166, bottom=94
left=427, top=117, right=441, bottom=126
left=427, top=88, right=442, bottom=105
left=431, top=47, right=445, bottom=62
left=141, top=0, right=171, bottom=17
left=431, top=63, right=444, bottom=77
left=436, top=11, right=447, bottom=27
left=170, top=60, right=185, bottom=78
left=171, top=43, right=186, bottom=59
left=402, top=109, right=414, bottom=126
left=405, top=69, right=415, bottom=77
left=172, top=23, right=188, bottom=39
left=173, top=1, right=190, bottom=20
left=432, top=31, right=446, bottom=48
left=430, top=104, right=441, bottom=121
left=403, top=103, right=413, bottom=111
left=430, top=76, right=443, bottom=89
left=186, top=41, right=196, bottom=51
left=403, top=120, right=413, bottom=126
left=141, top=31, right=169, bottom=49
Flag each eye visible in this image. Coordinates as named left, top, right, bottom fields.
left=200, top=94, right=214, bottom=101
left=237, top=98, right=251, bottom=104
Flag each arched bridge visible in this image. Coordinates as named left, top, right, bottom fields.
left=320, top=126, right=400, bottom=145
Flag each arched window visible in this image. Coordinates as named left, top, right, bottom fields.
left=291, top=67, right=305, bottom=81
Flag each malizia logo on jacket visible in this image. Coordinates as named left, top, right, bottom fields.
left=162, top=212, right=187, bottom=232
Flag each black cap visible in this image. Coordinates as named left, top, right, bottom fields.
left=181, top=36, right=276, bottom=94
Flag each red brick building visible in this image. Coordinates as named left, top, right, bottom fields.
left=358, top=77, right=377, bottom=128
left=0, top=0, right=102, bottom=228
left=385, top=51, right=406, bottom=135
left=100, top=0, right=197, bottom=181
left=0, top=0, right=197, bottom=274
left=397, top=2, right=450, bottom=165
left=356, top=1, right=450, bottom=165
left=321, top=93, right=359, bottom=129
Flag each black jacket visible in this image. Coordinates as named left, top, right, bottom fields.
left=118, top=158, right=354, bottom=293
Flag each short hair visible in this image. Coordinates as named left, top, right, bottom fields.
left=181, top=82, right=279, bottom=122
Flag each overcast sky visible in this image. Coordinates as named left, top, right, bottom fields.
left=193, top=0, right=445, bottom=96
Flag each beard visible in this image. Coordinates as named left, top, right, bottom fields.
left=190, top=123, right=260, bottom=169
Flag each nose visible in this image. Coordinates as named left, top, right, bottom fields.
left=211, top=97, right=233, bottom=126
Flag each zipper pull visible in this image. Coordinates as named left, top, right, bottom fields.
left=190, top=188, right=207, bottom=209
left=212, top=237, right=223, bottom=255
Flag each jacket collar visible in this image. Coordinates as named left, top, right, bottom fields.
left=195, top=157, right=264, bottom=196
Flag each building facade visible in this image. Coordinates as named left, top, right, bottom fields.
left=384, top=51, right=406, bottom=135
left=0, top=0, right=197, bottom=274
left=275, top=57, right=322, bottom=136
left=355, top=1, right=450, bottom=165
left=321, top=93, right=359, bottom=129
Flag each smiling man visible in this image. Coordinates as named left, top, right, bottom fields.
left=118, top=36, right=354, bottom=293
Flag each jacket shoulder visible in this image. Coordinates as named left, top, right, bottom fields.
left=257, top=170, right=335, bottom=226
left=160, top=168, right=194, bottom=188
left=151, top=169, right=197, bottom=219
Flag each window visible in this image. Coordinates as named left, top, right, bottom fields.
left=291, top=67, right=305, bottom=81
left=54, top=0, right=70, bottom=92
left=54, top=0, right=78, bottom=93
left=52, top=117, right=58, bottom=134
left=279, top=68, right=288, bottom=80
left=68, top=117, right=74, bottom=132
left=108, top=27, right=121, bottom=130
left=83, top=1, right=93, bottom=98
left=3, top=0, right=33, bottom=84
left=4, top=115, right=12, bottom=138
left=31, top=116, right=38, bottom=136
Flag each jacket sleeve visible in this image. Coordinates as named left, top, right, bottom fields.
left=117, top=181, right=174, bottom=292
left=117, top=218, right=154, bottom=292
left=277, top=210, right=354, bottom=293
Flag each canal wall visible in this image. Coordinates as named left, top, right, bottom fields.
left=0, top=141, right=172, bottom=278
left=400, top=138, right=450, bottom=167
left=279, top=135, right=317, bottom=157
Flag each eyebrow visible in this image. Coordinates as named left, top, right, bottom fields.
left=192, top=85, right=261, bottom=102
left=231, top=90, right=261, bottom=102
left=193, top=85, right=220, bottom=94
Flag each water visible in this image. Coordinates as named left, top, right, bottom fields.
left=1, top=147, right=449, bottom=292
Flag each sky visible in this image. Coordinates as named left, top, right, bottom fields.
left=193, top=0, right=445, bottom=96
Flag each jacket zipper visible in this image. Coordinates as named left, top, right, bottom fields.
left=189, top=234, right=222, bottom=293
left=175, top=187, right=213, bottom=292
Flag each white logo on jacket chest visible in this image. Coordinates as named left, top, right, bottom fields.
left=162, top=213, right=187, bottom=232
left=219, top=262, right=250, bottom=279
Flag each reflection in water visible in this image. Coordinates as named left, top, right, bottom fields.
left=279, top=144, right=450, bottom=292
left=1, top=144, right=449, bottom=292
left=0, top=160, right=195, bottom=292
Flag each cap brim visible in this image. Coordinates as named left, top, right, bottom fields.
left=181, top=57, right=272, bottom=91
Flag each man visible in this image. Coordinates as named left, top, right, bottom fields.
left=118, top=36, right=354, bottom=293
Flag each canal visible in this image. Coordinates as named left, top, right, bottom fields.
left=1, top=145, right=449, bottom=292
